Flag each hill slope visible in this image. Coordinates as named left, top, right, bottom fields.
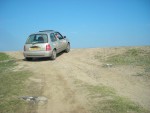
left=6, top=46, right=150, bottom=113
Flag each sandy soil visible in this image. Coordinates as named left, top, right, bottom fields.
left=7, top=47, right=150, bottom=113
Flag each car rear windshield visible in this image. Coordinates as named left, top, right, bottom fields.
left=26, top=34, right=48, bottom=44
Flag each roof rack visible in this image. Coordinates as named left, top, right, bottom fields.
left=39, top=30, right=54, bottom=32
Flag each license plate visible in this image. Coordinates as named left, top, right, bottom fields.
left=29, top=47, right=40, bottom=51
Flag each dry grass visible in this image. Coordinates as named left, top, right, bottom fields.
left=0, top=53, right=32, bottom=113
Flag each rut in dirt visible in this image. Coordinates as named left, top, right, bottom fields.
left=22, top=57, right=89, bottom=113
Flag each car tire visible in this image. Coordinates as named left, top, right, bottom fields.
left=26, top=57, right=32, bottom=61
left=65, top=43, right=70, bottom=53
left=50, top=49, right=57, bottom=60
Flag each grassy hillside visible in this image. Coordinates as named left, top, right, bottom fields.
left=91, top=47, right=150, bottom=113
left=106, top=48, right=150, bottom=77
left=0, top=53, right=31, bottom=113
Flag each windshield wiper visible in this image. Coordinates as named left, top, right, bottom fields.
left=32, top=41, right=38, bottom=44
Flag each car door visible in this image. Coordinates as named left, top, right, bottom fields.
left=54, top=32, right=67, bottom=52
left=50, top=33, right=59, bottom=52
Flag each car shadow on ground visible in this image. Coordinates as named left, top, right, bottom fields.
left=23, top=51, right=65, bottom=62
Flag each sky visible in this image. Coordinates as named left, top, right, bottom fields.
left=0, top=0, right=150, bottom=51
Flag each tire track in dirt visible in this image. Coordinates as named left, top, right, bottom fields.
left=13, top=53, right=89, bottom=113
left=35, top=62, right=88, bottom=113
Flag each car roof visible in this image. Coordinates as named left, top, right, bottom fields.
left=32, top=30, right=58, bottom=34
left=39, top=30, right=55, bottom=33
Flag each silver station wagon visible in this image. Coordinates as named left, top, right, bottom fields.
left=23, top=30, right=70, bottom=60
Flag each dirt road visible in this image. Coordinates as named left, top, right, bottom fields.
left=7, top=47, right=150, bottom=113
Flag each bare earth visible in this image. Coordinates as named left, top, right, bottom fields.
left=7, top=47, right=150, bottom=113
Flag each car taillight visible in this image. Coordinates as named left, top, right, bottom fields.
left=46, top=44, right=51, bottom=51
left=24, top=46, right=26, bottom=51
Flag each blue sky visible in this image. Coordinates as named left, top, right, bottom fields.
left=0, top=0, right=150, bottom=51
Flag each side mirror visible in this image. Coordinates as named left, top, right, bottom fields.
left=64, top=36, right=66, bottom=38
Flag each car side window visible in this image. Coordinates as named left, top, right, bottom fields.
left=54, top=32, right=64, bottom=40
left=50, top=33, right=57, bottom=42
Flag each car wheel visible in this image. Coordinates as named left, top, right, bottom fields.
left=65, top=43, right=70, bottom=53
left=26, top=57, right=32, bottom=61
left=51, top=49, right=57, bottom=60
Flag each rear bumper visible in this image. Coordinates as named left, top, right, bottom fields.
left=23, top=51, right=52, bottom=58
